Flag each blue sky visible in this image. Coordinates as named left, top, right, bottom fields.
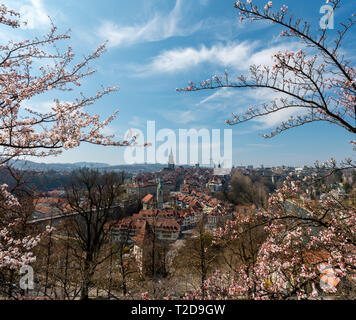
left=2, top=0, right=355, bottom=167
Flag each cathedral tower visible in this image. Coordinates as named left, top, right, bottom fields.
left=168, top=148, right=175, bottom=170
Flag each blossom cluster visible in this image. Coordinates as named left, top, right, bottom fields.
left=188, top=176, right=355, bottom=300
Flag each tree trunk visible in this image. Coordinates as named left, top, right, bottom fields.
left=81, top=256, right=92, bottom=300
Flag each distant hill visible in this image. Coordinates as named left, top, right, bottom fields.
left=98, top=163, right=168, bottom=174
left=6, top=160, right=169, bottom=173
left=8, top=160, right=111, bottom=171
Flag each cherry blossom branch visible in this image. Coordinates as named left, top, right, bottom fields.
left=0, top=6, right=133, bottom=163
left=178, top=1, right=356, bottom=139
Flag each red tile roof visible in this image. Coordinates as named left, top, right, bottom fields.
left=142, top=194, right=154, bottom=203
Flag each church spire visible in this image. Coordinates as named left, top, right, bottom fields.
left=168, top=148, right=175, bottom=170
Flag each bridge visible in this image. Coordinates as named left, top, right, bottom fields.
left=28, top=212, right=80, bottom=228
left=27, top=204, right=125, bottom=229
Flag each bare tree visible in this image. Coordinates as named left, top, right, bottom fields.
left=60, top=169, right=124, bottom=300
left=105, top=224, right=138, bottom=298
left=174, top=218, right=216, bottom=299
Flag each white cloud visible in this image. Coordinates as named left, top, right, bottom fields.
left=136, top=41, right=300, bottom=76
left=174, top=111, right=197, bottom=124
left=1, top=0, right=51, bottom=29
left=136, top=42, right=256, bottom=75
left=159, top=109, right=199, bottom=125
left=198, top=86, right=305, bottom=131
left=20, top=0, right=50, bottom=29
left=24, top=100, right=53, bottom=114
left=199, top=87, right=237, bottom=105
left=98, top=0, right=201, bottom=48
left=246, top=88, right=307, bottom=130
left=252, top=107, right=300, bottom=129
left=128, top=116, right=146, bottom=128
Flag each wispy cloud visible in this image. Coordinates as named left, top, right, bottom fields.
left=251, top=107, right=300, bottom=130
left=20, top=0, right=50, bottom=29
left=160, top=110, right=198, bottom=125
left=135, top=40, right=300, bottom=76
left=23, top=100, right=54, bottom=114
left=197, top=86, right=305, bottom=131
left=199, top=87, right=237, bottom=105
left=128, top=116, right=147, bottom=128
left=97, top=0, right=201, bottom=48
left=1, top=0, right=51, bottom=29
left=135, top=42, right=256, bottom=75
left=235, top=88, right=307, bottom=130
left=174, top=111, right=198, bottom=124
